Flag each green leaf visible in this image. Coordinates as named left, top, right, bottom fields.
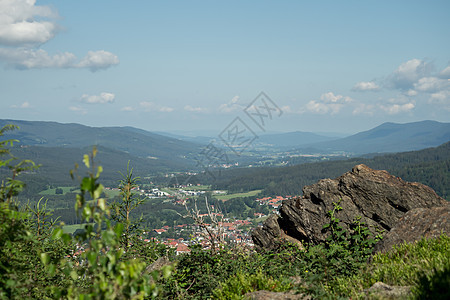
left=40, top=252, right=50, bottom=265
left=114, top=222, right=124, bottom=238
left=96, top=165, right=103, bottom=178
left=87, top=251, right=97, bottom=265
left=48, top=264, right=56, bottom=276
left=70, top=270, right=78, bottom=280
left=93, top=184, right=104, bottom=201
left=52, top=227, right=63, bottom=239
left=83, top=206, right=92, bottom=219
left=81, top=177, right=93, bottom=192
left=83, top=154, right=90, bottom=168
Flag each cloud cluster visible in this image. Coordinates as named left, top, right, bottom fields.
left=352, top=59, right=450, bottom=112
left=352, top=81, right=380, bottom=91
left=388, top=59, right=432, bottom=90
left=306, top=92, right=352, bottom=115
left=391, top=60, right=450, bottom=110
left=77, top=50, right=119, bottom=72
left=218, top=95, right=243, bottom=113
left=80, top=92, right=115, bottom=104
left=379, top=101, right=415, bottom=115
left=0, top=0, right=58, bottom=46
left=0, top=1, right=119, bottom=71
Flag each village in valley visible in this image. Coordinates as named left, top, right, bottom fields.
left=103, top=183, right=291, bottom=254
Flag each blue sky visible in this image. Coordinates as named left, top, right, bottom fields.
left=1, top=0, right=449, bottom=135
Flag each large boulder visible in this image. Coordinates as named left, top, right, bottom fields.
left=374, top=205, right=450, bottom=253
left=252, top=164, right=447, bottom=250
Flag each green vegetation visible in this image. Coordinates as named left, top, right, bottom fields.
left=207, top=141, right=450, bottom=200
left=1, top=123, right=449, bottom=299
left=330, top=235, right=450, bottom=298
left=39, top=186, right=75, bottom=195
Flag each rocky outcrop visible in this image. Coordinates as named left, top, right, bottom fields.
left=252, top=164, right=447, bottom=251
left=374, top=205, right=450, bottom=253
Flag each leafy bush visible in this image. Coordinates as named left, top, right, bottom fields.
left=213, top=271, right=291, bottom=299
left=329, top=234, right=450, bottom=298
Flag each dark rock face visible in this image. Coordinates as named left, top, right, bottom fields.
left=374, top=205, right=450, bottom=253
left=252, top=164, right=447, bottom=251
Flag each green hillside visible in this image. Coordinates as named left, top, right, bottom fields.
left=208, top=141, right=450, bottom=200
left=305, top=120, right=450, bottom=154
left=0, top=119, right=203, bottom=160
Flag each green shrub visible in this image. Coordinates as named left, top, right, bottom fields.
left=328, top=234, right=450, bottom=298
left=213, top=271, right=291, bottom=300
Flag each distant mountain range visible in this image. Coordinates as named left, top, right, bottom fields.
left=1, top=119, right=449, bottom=191
left=157, top=120, right=450, bottom=154
left=0, top=119, right=203, bottom=162
left=304, top=120, right=450, bottom=154
left=1, top=119, right=449, bottom=175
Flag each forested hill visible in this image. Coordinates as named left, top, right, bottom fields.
left=209, top=141, right=450, bottom=200
left=7, top=145, right=190, bottom=193
left=0, top=119, right=203, bottom=160
left=303, top=120, right=450, bottom=154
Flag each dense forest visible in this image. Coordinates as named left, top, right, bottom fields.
left=200, top=141, right=450, bottom=200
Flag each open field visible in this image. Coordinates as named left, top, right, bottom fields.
left=104, top=189, right=121, bottom=198
left=215, top=189, right=262, bottom=201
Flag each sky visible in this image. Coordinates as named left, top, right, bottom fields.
left=0, top=0, right=449, bottom=136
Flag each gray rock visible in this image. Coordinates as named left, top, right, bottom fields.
left=252, top=164, right=447, bottom=251
left=374, top=204, right=450, bottom=253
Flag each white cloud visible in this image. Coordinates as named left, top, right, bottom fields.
left=428, top=90, right=450, bottom=110
left=10, top=101, right=31, bottom=109
left=320, top=92, right=352, bottom=103
left=305, top=92, right=352, bottom=115
left=280, top=105, right=294, bottom=114
left=140, top=101, right=174, bottom=112
left=69, top=106, right=87, bottom=115
left=77, top=50, right=119, bottom=72
left=184, top=105, right=208, bottom=113
left=0, top=0, right=58, bottom=46
left=413, top=76, right=450, bottom=93
left=218, top=95, right=243, bottom=113
left=379, top=102, right=415, bottom=114
left=159, top=106, right=174, bottom=112
left=388, top=58, right=431, bottom=90
left=439, top=65, right=450, bottom=79
left=0, top=47, right=76, bottom=69
left=121, top=106, right=135, bottom=112
left=352, top=81, right=380, bottom=91
left=0, top=1, right=118, bottom=71
left=80, top=92, right=115, bottom=104
left=0, top=47, right=118, bottom=71
left=405, top=89, right=418, bottom=96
